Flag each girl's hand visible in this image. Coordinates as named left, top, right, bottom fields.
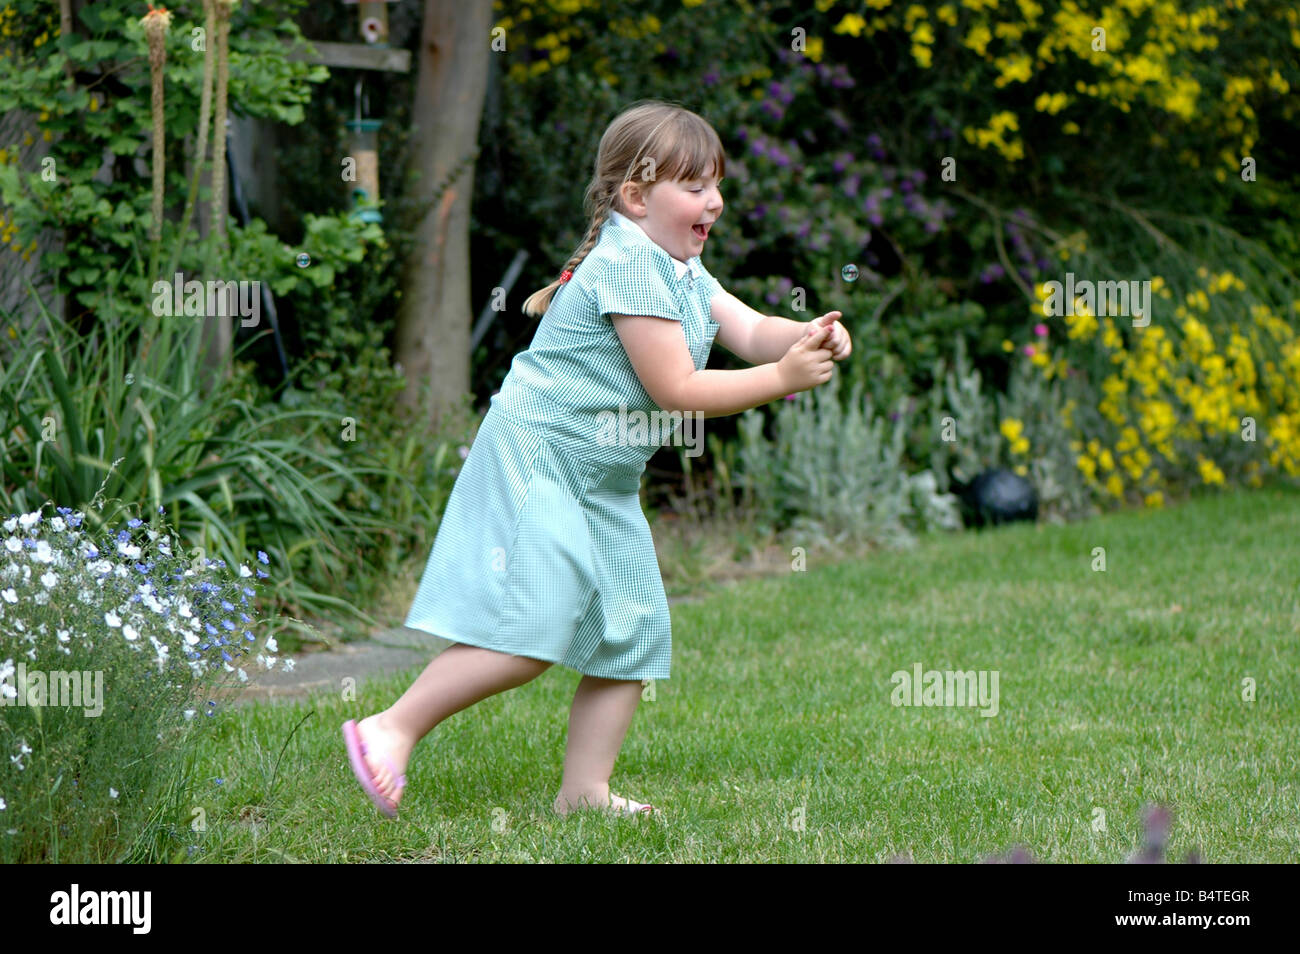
left=804, top=311, right=852, bottom=361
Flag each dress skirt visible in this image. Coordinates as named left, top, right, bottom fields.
left=403, top=405, right=672, bottom=680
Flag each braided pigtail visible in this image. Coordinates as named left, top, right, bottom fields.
left=521, top=181, right=617, bottom=318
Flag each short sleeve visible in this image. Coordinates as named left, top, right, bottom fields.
left=590, top=243, right=683, bottom=323
left=694, top=260, right=725, bottom=307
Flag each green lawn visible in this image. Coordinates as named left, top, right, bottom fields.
left=181, top=484, right=1300, bottom=862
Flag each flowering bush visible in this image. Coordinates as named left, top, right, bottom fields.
left=0, top=500, right=289, bottom=863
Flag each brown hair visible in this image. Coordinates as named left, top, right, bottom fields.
left=520, top=100, right=727, bottom=318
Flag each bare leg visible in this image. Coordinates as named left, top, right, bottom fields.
left=356, top=643, right=552, bottom=806
left=553, top=675, right=645, bottom=816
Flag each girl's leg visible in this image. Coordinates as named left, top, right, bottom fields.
left=552, top=674, right=645, bottom=815
left=356, top=643, right=552, bottom=805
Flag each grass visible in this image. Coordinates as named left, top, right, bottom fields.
left=175, top=483, right=1299, bottom=862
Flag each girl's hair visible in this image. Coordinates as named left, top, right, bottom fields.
left=520, top=100, right=727, bottom=318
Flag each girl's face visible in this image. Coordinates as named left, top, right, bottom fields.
left=620, top=162, right=724, bottom=263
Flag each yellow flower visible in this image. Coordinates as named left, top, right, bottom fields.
left=912, top=44, right=933, bottom=68
left=1002, top=338, right=1015, bottom=352
left=1076, top=455, right=1097, bottom=478
left=1144, top=491, right=1164, bottom=508
left=1000, top=418, right=1024, bottom=442
left=1098, top=449, right=1115, bottom=472
left=936, top=4, right=958, bottom=26
left=835, top=13, right=868, bottom=36
left=1197, top=456, right=1225, bottom=485
left=1014, top=464, right=1029, bottom=476
left=963, top=23, right=992, bottom=55
left=805, top=36, right=824, bottom=62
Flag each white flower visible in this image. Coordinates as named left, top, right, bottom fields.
left=282, top=658, right=296, bottom=673
left=0, top=798, right=6, bottom=810
left=116, top=542, right=141, bottom=560
left=237, top=668, right=248, bottom=683
left=183, top=709, right=196, bottom=720
left=238, top=564, right=252, bottom=578
left=106, top=611, right=121, bottom=627
left=40, top=571, right=57, bottom=589
left=109, top=787, right=118, bottom=799
left=184, top=630, right=199, bottom=647
left=178, top=601, right=192, bottom=619
left=0, top=589, right=15, bottom=604
left=266, top=636, right=277, bottom=653
left=122, top=623, right=138, bottom=641
left=50, top=517, right=65, bottom=532
left=3, top=537, right=20, bottom=553
left=57, top=628, right=70, bottom=643
left=2, top=518, right=16, bottom=533
left=32, top=541, right=53, bottom=564
left=18, top=511, right=40, bottom=530
left=18, top=743, right=31, bottom=755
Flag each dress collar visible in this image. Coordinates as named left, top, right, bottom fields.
left=606, top=209, right=697, bottom=281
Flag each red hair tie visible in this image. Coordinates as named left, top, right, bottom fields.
left=559, top=269, right=573, bottom=283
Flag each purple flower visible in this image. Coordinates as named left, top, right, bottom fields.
left=832, top=152, right=854, bottom=173
left=828, top=110, right=850, bottom=132
left=924, top=220, right=941, bottom=234
left=901, top=179, right=914, bottom=194
left=736, top=127, right=749, bottom=142
left=770, top=149, right=790, bottom=167
left=702, top=70, right=720, bottom=87
left=868, top=211, right=883, bottom=227
left=843, top=173, right=860, bottom=197
left=797, top=222, right=811, bottom=238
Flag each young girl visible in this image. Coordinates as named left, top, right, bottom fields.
left=343, top=99, right=851, bottom=820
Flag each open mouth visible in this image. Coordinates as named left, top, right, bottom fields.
left=692, top=223, right=710, bottom=240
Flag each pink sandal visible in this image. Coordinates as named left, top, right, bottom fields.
left=342, top=719, right=406, bottom=818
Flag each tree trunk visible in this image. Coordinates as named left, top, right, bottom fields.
left=393, top=0, right=490, bottom=427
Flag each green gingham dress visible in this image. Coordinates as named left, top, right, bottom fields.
left=403, top=210, right=725, bottom=680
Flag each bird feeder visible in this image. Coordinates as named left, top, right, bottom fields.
left=346, top=78, right=383, bottom=224
left=342, top=0, right=400, bottom=47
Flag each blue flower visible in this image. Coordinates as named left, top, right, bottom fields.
left=221, top=619, right=235, bottom=631
left=242, top=587, right=254, bottom=597
left=221, top=600, right=234, bottom=611
left=256, top=569, right=268, bottom=579
left=205, top=623, right=217, bottom=636
left=128, top=518, right=142, bottom=528
left=257, top=550, right=269, bottom=565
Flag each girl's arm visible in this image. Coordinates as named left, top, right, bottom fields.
left=710, top=290, right=812, bottom=365
left=612, top=315, right=793, bottom=419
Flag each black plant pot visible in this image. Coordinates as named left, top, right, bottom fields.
left=949, top=467, right=1038, bottom=528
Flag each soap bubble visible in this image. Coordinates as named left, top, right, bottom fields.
left=841, top=264, right=859, bottom=282
left=295, top=253, right=311, bottom=268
